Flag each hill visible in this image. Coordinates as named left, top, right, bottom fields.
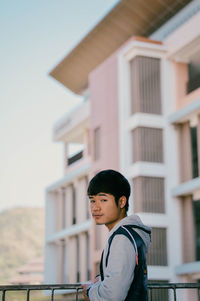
left=0, top=207, right=44, bottom=284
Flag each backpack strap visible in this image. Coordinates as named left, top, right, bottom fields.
left=99, top=250, right=104, bottom=281
left=105, top=226, right=138, bottom=267
left=100, top=225, right=147, bottom=281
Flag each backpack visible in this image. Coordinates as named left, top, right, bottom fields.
left=100, top=225, right=151, bottom=301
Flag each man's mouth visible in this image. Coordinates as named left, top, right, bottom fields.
left=92, top=214, right=103, bottom=217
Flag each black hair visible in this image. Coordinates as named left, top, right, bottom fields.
left=87, top=169, right=130, bottom=212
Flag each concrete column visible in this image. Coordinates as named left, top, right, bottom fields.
left=56, top=190, right=63, bottom=232
left=177, top=122, right=192, bottom=182
left=57, top=241, right=63, bottom=283
left=90, top=220, right=97, bottom=280
left=181, top=195, right=195, bottom=263
left=68, top=236, right=77, bottom=283
left=45, top=191, right=56, bottom=238
left=79, top=233, right=87, bottom=282
left=77, top=176, right=88, bottom=223
left=83, top=128, right=90, bottom=157
left=66, top=185, right=73, bottom=227
left=174, top=62, right=188, bottom=109
left=44, top=242, right=58, bottom=284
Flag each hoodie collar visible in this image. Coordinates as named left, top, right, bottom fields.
left=108, top=214, right=151, bottom=250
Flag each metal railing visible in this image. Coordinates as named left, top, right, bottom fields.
left=0, top=283, right=199, bottom=301
left=0, top=284, right=82, bottom=301
left=67, top=151, right=83, bottom=166
left=148, top=283, right=200, bottom=301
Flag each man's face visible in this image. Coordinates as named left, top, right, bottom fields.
left=89, top=192, right=125, bottom=231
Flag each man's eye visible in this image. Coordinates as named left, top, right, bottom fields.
left=90, top=200, right=95, bottom=203
left=101, top=199, right=107, bottom=202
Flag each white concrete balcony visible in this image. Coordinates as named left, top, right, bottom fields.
left=169, top=95, right=200, bottom=125
left=46, top=219, right=91, bottom=243
left=175, top=261, right=200, bottom=280
left=53, top=99, right=90, bottom=142
left=171, top=176, right=200, bottom=198
left=46, top=160, right=91, bottom=193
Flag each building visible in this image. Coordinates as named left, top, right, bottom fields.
left=45, top=0, right=200, bottom=300
left=10, top=258, right=44, bottom=285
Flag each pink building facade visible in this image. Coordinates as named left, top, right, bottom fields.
left=45, top=1, right=200, bottom=300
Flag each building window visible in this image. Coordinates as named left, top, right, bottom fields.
left=133, top=176, right=165, bottom=213
left=190, top=126, right=199, bottom=178
left=193, top=200, right=200, bottom=260
left=132, top=127, right=163, bottom=163
left=187, top=60, right=200, bottom=94
left=72, top=185, right=76, bottom=225
left=94, top=127, right=101, bottom=160
left=147, top=228, right=168, bottom=266
left=130, top=56, right=161, bottom=115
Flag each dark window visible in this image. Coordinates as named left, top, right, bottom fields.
left=76, top=235, right=80, bottom=282
left=190, top=126, right=199, bottom=178
left=187, top=62, right=200, bottom=93
left=193, top=200, right=200, bottom=260
left=62, top=188, right=66, bottom=229
left=72, top=185, right=76, bottom=224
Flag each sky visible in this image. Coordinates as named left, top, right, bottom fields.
left=0, top=0, right=119, bottom=211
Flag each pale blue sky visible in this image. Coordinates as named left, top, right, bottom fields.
left=0, top=0, right=119, bottom=211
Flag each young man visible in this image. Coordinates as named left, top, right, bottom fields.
left=82, top=169, right=151, bottom=301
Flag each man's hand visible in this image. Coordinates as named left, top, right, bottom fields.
left=82, top=283, right=91, bottom=301
left=82, top=276, right=100, bottom=300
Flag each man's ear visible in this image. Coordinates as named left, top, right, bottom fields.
left=119, top=196, right=127, bottom=209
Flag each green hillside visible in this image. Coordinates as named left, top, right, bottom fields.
left=0, top=207, right=44, bottom=284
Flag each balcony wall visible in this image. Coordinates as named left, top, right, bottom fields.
left=53, top=100, right=90, bottom=142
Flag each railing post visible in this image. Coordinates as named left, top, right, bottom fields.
left=2, top=290, right=5, bottom=301
left=76, top=288, right=82, bottom=301
left=149, top=288, right=152, bottom=301
left=172, top=285, right=177, bottom=301
left=51, top=288, right=55, bottom=301
left=27, top=289, right=30, bottom=301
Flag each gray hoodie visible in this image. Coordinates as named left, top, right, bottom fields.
left=88, top=215, right=151, bottom=301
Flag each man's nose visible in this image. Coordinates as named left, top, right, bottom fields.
left=93, top=202, right=101, bottom=211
